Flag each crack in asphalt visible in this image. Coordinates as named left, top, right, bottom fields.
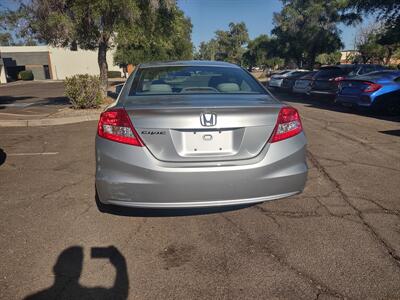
left=221, top=214, right=346, bottom=299
left=307, top=150, right=400, bottom=267
left=40, top=181, right=82, bottom=200
left=312, top=155, right=400, bottom=173
left=303, top=116, right=400, bottom=160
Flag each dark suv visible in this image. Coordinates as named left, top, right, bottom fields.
left=309, top=64, right=387, bottom=98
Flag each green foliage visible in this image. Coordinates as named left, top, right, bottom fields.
left=214, top=22, right=249, bottom=64
left=194, top=39, right=219, bottom=60
left=350, top=1, right=400, bottom=43
left=355, top=24, right=400, bottom=64
left=272, top=0, right=360, bottom=69
left=264, top=57, right=285, bottom=69
left=107, top=71, right=122, bottom=78
left=18, top=70, right=34, bottom=81
left=242, top=35, right=270, bottom=70
left=114, top=5, right=193, bottom=65
left=316, top=51, right=342, bottom=65
left=4, top=0, right=185, bottom=96
left=0, top=32, right=13, bottom=46
left=194, top=22, right=249, bottom=65
left=65, top=75, right=102, bottom=109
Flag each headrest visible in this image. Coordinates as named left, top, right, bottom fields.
left=217, top=83, right=240, bottom=93
left=149, top=84, right=172, bottom=93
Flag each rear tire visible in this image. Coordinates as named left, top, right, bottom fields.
left=374, top=93, right=400, bottom=116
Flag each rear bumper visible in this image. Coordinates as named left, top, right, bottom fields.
left=293, top=87, right=310, bottom=94
left=309, top=89, right=337, bottom=97
left=95, top=133, right=308, bottom=208
left=336, top=94, right=373, bottom=107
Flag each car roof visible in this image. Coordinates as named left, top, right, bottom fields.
left=320, top=64, right=384, bottom=70
left=139, top=60, right=241, bottom=69
left=356, top=70, right=400, bottom=80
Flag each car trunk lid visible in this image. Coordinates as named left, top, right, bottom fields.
left=124, top=94, right=281, bottom=162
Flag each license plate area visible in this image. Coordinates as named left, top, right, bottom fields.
left=181, top=129, right=234, bottom=156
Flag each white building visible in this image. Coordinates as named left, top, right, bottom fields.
left=0, top=45, right=123, bottom=84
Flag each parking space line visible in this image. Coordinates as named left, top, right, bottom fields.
left=8, top=152, right=59, bottom=156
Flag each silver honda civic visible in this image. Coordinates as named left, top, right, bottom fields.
left=95, top=61, right=307, bottom=208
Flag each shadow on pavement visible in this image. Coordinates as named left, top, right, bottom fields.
left=24, top=246, right=129, bottom=300
left=31, top=96, right=70, bottom=106
left=95, top=192, right=255, bottom=217
left=0, top=148, right=6, bottom=166
left=0, top=96, right=34, bottom=104
left=272, top=90, right=400, bottom=123
left=379, top=129, right=400, bottom=137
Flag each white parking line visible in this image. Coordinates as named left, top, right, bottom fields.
left=8, top=152, right=59, bottom=156
left=0, top=103, right=34, bottom=108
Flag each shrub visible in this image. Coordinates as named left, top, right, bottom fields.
left=107, top=71, right=122, bottom=78
left=65, top=74, right=102, bottom=109
left=19, top=70, right=34, bottom=81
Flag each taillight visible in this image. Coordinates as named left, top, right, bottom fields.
left=329, top=76, right=345, bottom=82
left=270, top=107, right=303, bottom=143
left=363, top=82, right=381, bottom=93
left=97, top=108, right=143, bottom=146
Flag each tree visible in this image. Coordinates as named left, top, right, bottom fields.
left=349, top=1, right=400, bottom=43
left=242, top=34, right=270, bottom=71
left=316, top=51, right=342, bottom=65
left=214, top=22, right=249, bottom=64
left=195, top=22, right=249, bottom=65
left=4, top=0, right=178, bottom=97
left=354, top=23, right=400, bottom=64
left=0, top=32, right=13, bottom=46
left=194, top=39, right=219, bottom=60
left=272, top=0, right=360, bottom=69
left=114, top=4, right=193, bottom=65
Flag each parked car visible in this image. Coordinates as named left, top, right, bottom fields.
left=281, top=71, right=315, bottom=93
left=336, top=70, right=400, bottom=115
left=269, top=70, right=308, bottom=89
left=293, top=71, right=318, bottom=95
left=95, top=61, right=308, bottom=209
left=309, top=64, right=387, bottom=98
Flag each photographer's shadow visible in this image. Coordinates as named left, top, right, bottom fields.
left=25, top=246, right=129, bottom=300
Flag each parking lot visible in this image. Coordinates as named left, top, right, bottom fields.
left=1, top=84, right=400, bottom=299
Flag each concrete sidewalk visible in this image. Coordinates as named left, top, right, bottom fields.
left=0, top=105, right=105, bottom=127
left=0, top=80, right=123, bottom=127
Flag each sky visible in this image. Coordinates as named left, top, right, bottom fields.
left=1, top=0, right=369, bottom=50
left=177, top=0, right=369, bottom=50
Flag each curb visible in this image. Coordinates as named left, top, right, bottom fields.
left=0, top=114, right=99, bottom=127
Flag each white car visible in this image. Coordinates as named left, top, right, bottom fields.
left=269, top=70, right=308, bottom=88
left=293, top=71, right=317, bottom=94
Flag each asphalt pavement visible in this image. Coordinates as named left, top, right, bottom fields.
left=0, top=89, right=400, bottom=299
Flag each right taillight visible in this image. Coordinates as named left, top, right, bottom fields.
left=97, top=108, right=143, bottom=146
left=270, top=107, right=303, bottom=143
left=363, top=82, right=382, bottom=93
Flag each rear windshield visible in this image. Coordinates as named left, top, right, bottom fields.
left=315, top=67, right=351, bottom=78
left=129, top=66, right=265, bottom=95
left=357, top=71, right=400, bottom=81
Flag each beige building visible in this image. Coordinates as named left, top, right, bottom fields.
left=0, top=46, right=123, bottom=84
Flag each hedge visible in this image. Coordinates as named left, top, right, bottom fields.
left=64, top=74, right=102, bottom=109
left=19, top=70, right=34, bottom=81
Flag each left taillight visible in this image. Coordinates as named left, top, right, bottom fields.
left=363, top=82, right=382, bottom=93
left=97, top=108, right=143, bottom=146
left=269, top=106, right=303, bottom=143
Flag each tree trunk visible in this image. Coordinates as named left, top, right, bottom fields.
left=98, top=41, right=108, bottom=99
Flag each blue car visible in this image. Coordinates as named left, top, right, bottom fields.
left=336, top=70, right=400, bottom=115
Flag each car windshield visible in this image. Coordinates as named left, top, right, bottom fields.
left=129, top=65, right=265, bottom=95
